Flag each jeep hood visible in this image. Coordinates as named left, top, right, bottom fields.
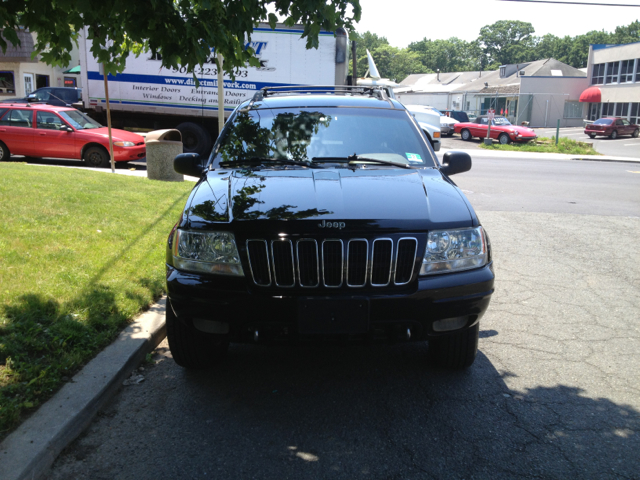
left=184, top=168, right=475, bottom=232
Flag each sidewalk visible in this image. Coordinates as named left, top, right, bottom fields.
left=438, top=146, right=640, bottom=164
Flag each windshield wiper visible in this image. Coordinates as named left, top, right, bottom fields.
left=219, top=157, right=311, bottom=168
left=312, top=155, right=411, bottom=169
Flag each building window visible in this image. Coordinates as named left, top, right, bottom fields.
left=589, top=103, right=601, bottom=121
left=635, top=59, right=640, bottom=82
left=64, top=77, right=77, bottom=87
left=631, top=103, right=639, bottom=124
left=35, top=74, right=50, bottom=89
left=591, top=63, right=605, bottom=85
left=563, top=101, right=583, bottom=119
left=605, top=62, right=619, bottom=84
left=0, top=71, right=15, bottom=95
left=615, top=102, right=629, bottom=117
left=601, top=103, right=615, bottom=116
left=620, top=60, right=634, bottom=83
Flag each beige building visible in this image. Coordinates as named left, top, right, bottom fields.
left=396, top=58, right=588, bottom=128
left=0, top=29, right=81, bottom=99
left=580, top=42, right=640, bottom=124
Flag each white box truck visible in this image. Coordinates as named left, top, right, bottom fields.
left=78, top=24, right=349, bottom=155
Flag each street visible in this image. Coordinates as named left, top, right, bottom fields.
left=47, top=154, right=640, bottom=480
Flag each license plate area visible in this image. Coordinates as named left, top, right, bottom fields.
left=298, top=298, right=369, bottom=335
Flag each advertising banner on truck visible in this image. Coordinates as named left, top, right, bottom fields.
left=82, top=26, right=339, bottom=117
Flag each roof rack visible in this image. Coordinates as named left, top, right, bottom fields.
left=241, top=85, right=391, bottom=111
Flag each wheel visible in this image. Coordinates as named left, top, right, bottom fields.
left=610, top=130, right=618, bottom=139
left=498, top=133, right=511, bottom=145
left=0, top=141, right=9, bottom=162
left=176, top=122, right=213, bottom=157
left=84, top=146, right=110, bottom=168
left=166, top=301, right=229, bottom=369
left=447, top=131, right=454, bottom=137
left=588, top=133, right=596, bottom=139
left=461, top=129, right=472, bottom=141
left=428, top=323, right=479, bottom=369
left=633, top=129, right=639, bottom=138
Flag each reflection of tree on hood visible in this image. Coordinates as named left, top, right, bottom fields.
left=217, top=110, right=332, bottom=163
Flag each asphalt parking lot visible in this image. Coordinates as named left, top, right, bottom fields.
left=44, top=155, right=640, bottom=480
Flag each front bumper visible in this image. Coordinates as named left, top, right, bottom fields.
left=113, top=145, right=146, bottom=161
left=166, top=262, right=494, bottom=342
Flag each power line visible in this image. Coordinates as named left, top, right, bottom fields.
left=499, top=0, right=640, bottom=6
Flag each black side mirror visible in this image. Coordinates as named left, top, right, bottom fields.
left=440, top=151, right=472, bottom=176
left=174, top=153, right=205, bottom=177
left=61, top=125, right=73, bottom=133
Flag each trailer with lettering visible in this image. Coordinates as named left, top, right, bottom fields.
left=79, top=25, right=349, bottom=155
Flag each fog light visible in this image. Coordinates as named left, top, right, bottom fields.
left=433, top=316, right=467, bottom=332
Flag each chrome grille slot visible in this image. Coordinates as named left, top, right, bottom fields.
left=395, top=238, right=418, bottom=285
left=347, top=239, right=368, bottom=287
left=297, top=239, right=319, bottom=287
left=371, top=239, right=393, bottom=286
left=322, top=240, right=343, bottom=287
left=247, top=236, right=419, bottom=288
left=271, top=240, right=295, bottom=287
left=246, top=240, right=271, bottom=286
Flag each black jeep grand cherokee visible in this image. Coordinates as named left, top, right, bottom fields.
left=166, top=86, right=494, bottom=370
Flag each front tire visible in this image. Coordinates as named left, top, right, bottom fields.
left=0, top=141, right=9, bottom=162
left=84, top=146, right=110, bottom=168
left=461, top=129, right=472, bottom=141
left=166, top=302, right=229, bottom=369
left=610, top=130, right=618, bottom=139
left=428, top=323, right=479, bottom=369
left=588, top=133, right=596, bottom=139
left=633, top=129, right=639, bottom=138
left=498, top=133, right=511, bottom=145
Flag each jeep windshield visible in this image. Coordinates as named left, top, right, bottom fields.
left=213, top=107, right=437, bottom=168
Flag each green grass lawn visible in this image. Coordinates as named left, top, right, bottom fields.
left=479, top=136, right=601, bottom=155
left=0, top=163, right=192, bottom=438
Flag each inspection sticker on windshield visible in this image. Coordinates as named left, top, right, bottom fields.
left=406, top=153, right=422, bottom=163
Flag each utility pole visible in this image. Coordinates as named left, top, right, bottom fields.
left=101, top=64, right=115, bottom=173
left=217, top=53, right=225, bottom=134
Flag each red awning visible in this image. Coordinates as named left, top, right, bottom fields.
left=579, top=86, right=601, bottom=103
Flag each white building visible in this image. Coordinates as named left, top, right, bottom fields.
left=0, top=29, right=81, bottom=99
left=396, top=58, right=588, bottom=127
left=580, top=42, right=640, bottom=125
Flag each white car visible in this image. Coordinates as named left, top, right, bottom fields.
left=406, top=104, right=458, bottom=136
left=405, top=105, right=441, bottom=152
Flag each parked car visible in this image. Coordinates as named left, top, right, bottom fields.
left=404, top=105, right=442, bottom=150
left=165, top=86, right=495, bottom=371
left=441, top=110, right=470, bottom=124
left=454, top=116, right=537, bottom=144
left=584, top=117, right=639, bottom=139
left=0, top=87, right=83, bottom=109
left=406, top=104, right=457, bottom=137
left=0, top=104, right=145, bottom=167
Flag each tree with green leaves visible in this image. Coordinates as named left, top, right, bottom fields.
left=0, top=0, right=361, bottom=77
left=408, top=37, right=482, bottom=73
left=349, top=30, right=390, bottom=77
left=479, top=20, right=536, bottom=67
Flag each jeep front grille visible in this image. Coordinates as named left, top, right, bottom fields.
left=246, top=237, right=418, bottom=288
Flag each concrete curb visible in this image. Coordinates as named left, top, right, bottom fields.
left=0, top=297, right=167, bottom=480
left=438, top=147, right=640, bottom=164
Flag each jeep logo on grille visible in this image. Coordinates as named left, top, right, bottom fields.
left=318, top=220, right=345, bottom=229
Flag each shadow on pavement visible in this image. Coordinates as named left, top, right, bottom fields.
left=51, top=340, right=640, bottom=479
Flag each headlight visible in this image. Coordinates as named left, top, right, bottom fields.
left=420, top=226, right=487, bottom=275
left=172, top=230, right=244, bottom=276
left=113, top=141, right=135, bottom=147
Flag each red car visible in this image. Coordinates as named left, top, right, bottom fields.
left=0, top=104, right=145, bottom=167
left=454, top=116, right=537, bottom=144
left=584, top=117, right=639, bottom=139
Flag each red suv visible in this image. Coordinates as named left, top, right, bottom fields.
left=0, top=104, right=145, bottom=167
left=585, top=117, right=640, bottom=139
